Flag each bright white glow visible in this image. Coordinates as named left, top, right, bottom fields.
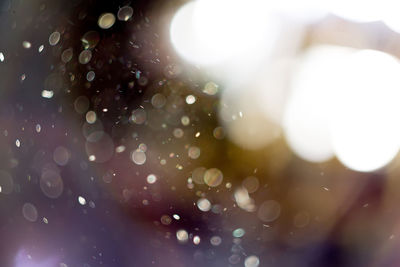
left=330, top=50, right=400, bottom=172
left=219, top=89, right=281, bottom=150
left=284, top=46, right=353, bottom=162
left=15, top=249, right=58, bottom=267
left=328, top=0, right=382, bottom=22
left=268, top=0, right=328, bottom=22
left=170, top=0, right=279, bottom=66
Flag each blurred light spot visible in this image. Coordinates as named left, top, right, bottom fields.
left=181, top=116, right=190, bottom=126
left=188, top=146, right=200, bottom=159
left=117, top=6, right=133, bottom=21
left=131, top=149, right=146, bottom=165
left=78, top=50, right=92, bottom=64
left=210, top=236, right=222, bottom=246
left=185, top=95, right=196, bottom=104
left=242, top=176, right=260, bottom=193
left=203, top=82, right=219, bottom=96
left=146, top=174, right=157, bottom=184
left=22, top=203, right=38, bottom=222
left=85, top=131, right=114, bottom=163
left=193, top=235, right=201, bottom=245
left=86, top=111, right=97, bottom=124
left=330, top=50, right=400, bottom=172
left=173, top=128, right=184, bottom=138
left=98, top=13, right=116, bottom=29
left=176, top=229, right=189, bottom=243
left=22, top=41, right=31, bottom=49
left=40, top=170, right=63, bottom=199
left=61, top=48, right=73, bottom=63
left=170, top=0, right=279, bottom=66
left=0, top=170, right=13, bottom=194
left=294, top=211, right=310, bottom=228
left=86, top=71, right=95, bottom=82
left=48, top=31, right=60, bottom=46
left=204, top=168, right=223, bottom=187
left=78, top=196, right=86, bottom=205
left=197, top=198, right=211, bottom=212
left=283, top=46, right=354, bottom=162
left=53, top=146, right=70, bottom=166
left=151, top=93, right=166, bottom=108
left=131, top=108, right=146, bottom=124
left=234, top=187, right=256, bottom=212
left=257, top=200, right=281, bottom=222
left=81, top=31, right=100, bottom=49
left=245, top=255, right=260, bottom=267
left=232, top=228, right=245, bottom=238
left=41, top=90, right=54, bottom=99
